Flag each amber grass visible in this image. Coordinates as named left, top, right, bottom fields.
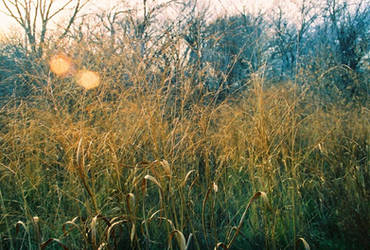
left=0, top=36, right=368, bottom=250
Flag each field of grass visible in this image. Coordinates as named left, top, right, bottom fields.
left=0, top=39, right=369, bottom=250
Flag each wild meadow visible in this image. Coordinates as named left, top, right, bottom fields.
left=0, top=0, right=369, bottom=249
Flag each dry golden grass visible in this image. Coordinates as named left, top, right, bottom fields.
left=0, top=38, right=368, bottom=250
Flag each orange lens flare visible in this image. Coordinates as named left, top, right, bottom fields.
left=49, top=54, right=72, bottom=76
left=76, top=70, right=100, bottom=90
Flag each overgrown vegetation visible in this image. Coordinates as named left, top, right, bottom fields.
left=0, top=0, right=369, bottom=249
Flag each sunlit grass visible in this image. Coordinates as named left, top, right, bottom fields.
left=0, top=39, right=368, bottom=250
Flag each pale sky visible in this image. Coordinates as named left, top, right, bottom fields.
left=0, top=0, right=276, bottom=36
left=1, top=0, right=365, bottom=36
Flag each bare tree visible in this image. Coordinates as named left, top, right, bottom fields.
left=270, top=0, right=318, bottom=78
left=0, top=0, right=90, bottom=57
left=325, top=0, right=369, bottom=70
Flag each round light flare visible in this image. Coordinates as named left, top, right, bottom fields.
left=76, top=70, right=100, bottom=90
left=49, top=54, right=73, bottom=76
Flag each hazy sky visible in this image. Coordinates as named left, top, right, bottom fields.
left=0, top=0, right=278, bottom=35
left=1, top=0, right=364, bottom=35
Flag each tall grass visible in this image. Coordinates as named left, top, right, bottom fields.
left=0, top=37, right=368, bottom=249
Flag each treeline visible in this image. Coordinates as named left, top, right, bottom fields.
left=0, top=0, right=368, bottom=104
